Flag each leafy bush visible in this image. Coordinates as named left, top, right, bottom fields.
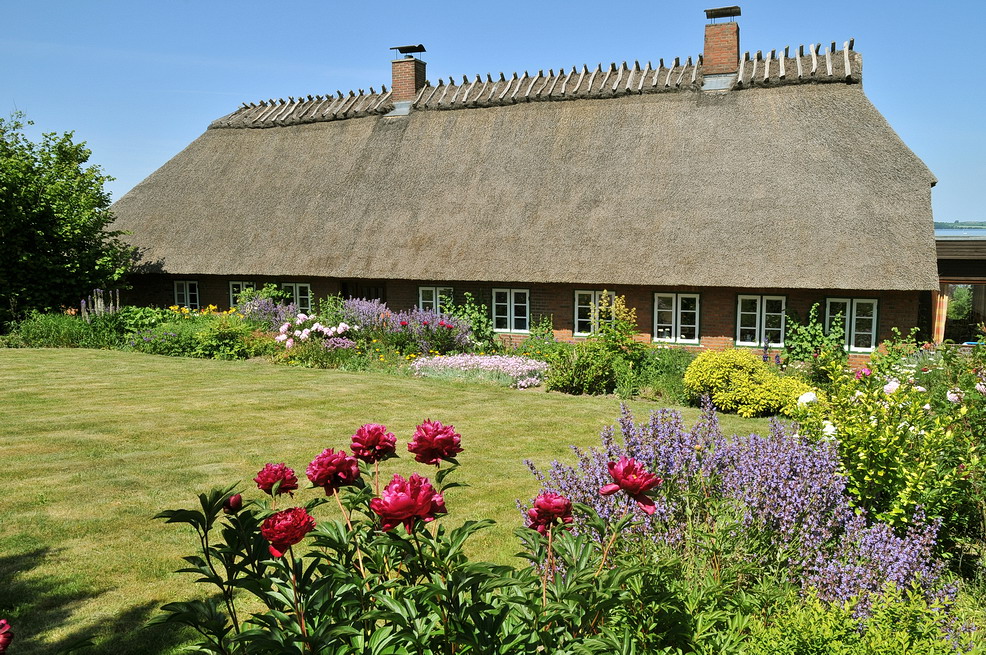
left=636, top=346, right=695, bottom=404
left=526, top=404, right=956, bottom=621
left=12, top=311, right=123, bottom=349
left=193, top=315, right=257, bottom=360
left=545, top=293, right=645, bottom=396
left=783, top=303, right=847, bottom=386
left=515, top=316, right=568, bottom=361
left=796, top=366, right=983, bottom=547
left=127, top=321, right=201, bottom=357
left=154, top=421, right=683, bottom=654
left=748, top=586, right=985, bottom=654
left=684, top=348, right=811, bottom=417
left=445, top=292, right=500, bottom=353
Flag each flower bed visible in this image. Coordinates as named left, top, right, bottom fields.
left=410, top=353, right=549, bottom=388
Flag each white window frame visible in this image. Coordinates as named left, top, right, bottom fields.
left=229, top=281, right=255, bottom=307
left=736, top=295, right=786, bottom=347
left=174, top=280, right=200, bottom=310
left=653, top=293, right=700, bottom=344
left=492, top=288, right=530, bottom=333
left=826, top=298, right=878, bottom=352
left=418, top=286, right=453, bottom=313
left=281, top=283, right=312, bottom=312
left=574, top=290, right=616, bottom=336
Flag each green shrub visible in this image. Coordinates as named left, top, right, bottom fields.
left=684, top=348, right=811, bottom=417
left=127, top=320, right=202, bottom=357
left=192, top=315, right=255, bottom=360
left=783, top=303, right=847, bottom=386
left=446, top=292, right=499, bottom=353
left=748, top=586, right=985, bottom=655
left=14, top=311, right=93, bottom=348
left=636, top=346, right=695, bottom=404
left=545, top=340, right=619, bottom=395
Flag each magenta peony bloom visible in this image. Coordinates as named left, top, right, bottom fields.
left=370, top=473, right=447, bottom=532
left=306, top=448, right=360, bottom=494
left=254, top=463, right=299, bottom=496
left=261, top=507, right=316, bottom=557
left=408, top=419, right=463, bottom=465
left=854, top=367, right=871, bottom=380
left=0, top=619, right=12, bottom=653
left=526, top=492, right=574, bottom=535
left=223, top=493, right=243, bottom=514
left=350, top=423, right=397, bottom=463
left=600, top=457, right=662, bottom=515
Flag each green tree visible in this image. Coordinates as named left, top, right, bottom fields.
left=0, top=113, right=133, bottom=327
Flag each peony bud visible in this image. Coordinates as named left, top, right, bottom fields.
left=222, top=493, right=243, bottom=514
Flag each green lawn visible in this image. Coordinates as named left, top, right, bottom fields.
left=0, top=349, right=770, bottom=654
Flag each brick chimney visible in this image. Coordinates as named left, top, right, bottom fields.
left=703, top=7, right=740, bottom=75
left=391, top=56, right=427, bottom=102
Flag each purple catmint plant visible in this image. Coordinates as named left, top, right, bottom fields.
left=523, top=400, right=951, bottom=615
left=238, top=298, right=299, bottom=331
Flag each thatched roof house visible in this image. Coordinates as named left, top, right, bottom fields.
left=112, top=8, right=939, bottom=355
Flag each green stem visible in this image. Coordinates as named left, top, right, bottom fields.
left=286, top=545, right=314, bottom=653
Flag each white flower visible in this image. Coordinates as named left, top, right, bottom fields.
left=883, top=379, right=900, bottom=394
left=279, top=323, right=290, bottom=334
left=338, top=322, right=350, bottom=333
left=914, top=385, right=926, bottom=392
left=797, top=391, right=817, bottom=405
left=822, top=421, right=837, bottom=437
left=976, top=382, right=986, bottom=396
left=947, top=389, right=964, bottom=404
left=274, top=334, right=287, bottom=342
left=296, top=313, right=309, bottom=322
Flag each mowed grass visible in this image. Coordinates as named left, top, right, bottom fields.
left=0, top=349, right=770, bottom=654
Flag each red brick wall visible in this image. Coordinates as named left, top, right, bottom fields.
left=703, top=22, right=739, bottom=75
left=392, top=58, right=426, bottom=102
left=124, top=274, right=923, bottom=365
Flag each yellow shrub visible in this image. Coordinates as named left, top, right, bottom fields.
left=683, top=349, right=810, bottom=417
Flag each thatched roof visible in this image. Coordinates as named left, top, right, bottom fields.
left=112, top=43, right=939, bottom=291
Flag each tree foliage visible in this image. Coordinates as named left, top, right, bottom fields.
left=0, top=113, right=133, bottom=327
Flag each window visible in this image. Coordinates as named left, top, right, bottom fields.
left=281, top=283, right=312, bottom=312
left=826, top=298, right=878, bottom=351
left=419, top=286, right=453, bottom=313
left=653, top=293, right=700, bottom=343
left=736, top=295, right=786, bottom=346
left=574, top=290, right=616, bottom=336
left=229, top=281, right=255, bottom=307
left=174, top=280, right=200, bottom=309
left=493, top=288, right=530, bottom=332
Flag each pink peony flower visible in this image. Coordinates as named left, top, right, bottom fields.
left=285, top=337, right=295, bottom=349
left=408, top=419, right=463, bottom=465
left=883, top=379, right=900, bottom=394
left=223, top=493, right=243, bottom=514
left=422, top=320, right=429, bottom=326
left=370, top=473, right=447, bottom=532
left=254, top=463, right=299, bottom=496
left=0, top=619, right=12, bottom=654
left=947, top=389, right=964, bottom=404
left=526, top=492, right=574, bottom=535
left=600, top=457, right=662, bottom=515
left=977, top=382, right=986, bottom=396
left=261, top=507, right=316, bottom=557
left=306, top=448, right=360, bottom=494
left=350, top=423, right=397, bottom=463
left=854, top=367, right=871, bottom=380
left=400, top=320, right=409, bottom=327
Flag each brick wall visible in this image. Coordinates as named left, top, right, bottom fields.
left=703, top=22, right=739, bottom=75
left=391, top=58, right=426, bottom=102
left=125, top=273, right=924, bottom=364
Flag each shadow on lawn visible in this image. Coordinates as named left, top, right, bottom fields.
left=0, top=547, right=187, bottom=655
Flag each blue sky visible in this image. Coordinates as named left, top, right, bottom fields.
left=4, top=1, right=983, bottom=221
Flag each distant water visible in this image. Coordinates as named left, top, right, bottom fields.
left=936, top=229, right=986, bottom=237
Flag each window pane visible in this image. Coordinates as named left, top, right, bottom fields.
left=855, top=302, right=874, bottom=318
left=740, top=314, right=758, bottom=329
left=656, top=295, right=674, bottom=311
left=764, top=298, right=784, bottom=314
left=494, top=290, right=508, bottom=304
left=680, top=296, right=697, bottom=312
left=853, top=331, right=874, bottom=349
left=680, top=325, right=697, bottom=340
left=495, top=315, right=508, bottom=330
left=657, top=309, right=674, bottom=326
left=740, top=327, right=758, bottom=343
left=740, top=298, right=759, bottom=313
left=765, top=328, right=782, bottom=345
left=655, top=326, right=672, bottom=339
left=764, top=314, right=782, bottom=329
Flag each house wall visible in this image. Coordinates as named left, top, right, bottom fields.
left=125, top=273, right=922, bottom=365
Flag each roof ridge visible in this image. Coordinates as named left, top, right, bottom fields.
left=210, top=39, right=859, bottom=130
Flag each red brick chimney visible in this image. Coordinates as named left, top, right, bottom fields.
left=391, top=56, right=426, bottom=102
left=703, top=9, right=740, bottom=75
